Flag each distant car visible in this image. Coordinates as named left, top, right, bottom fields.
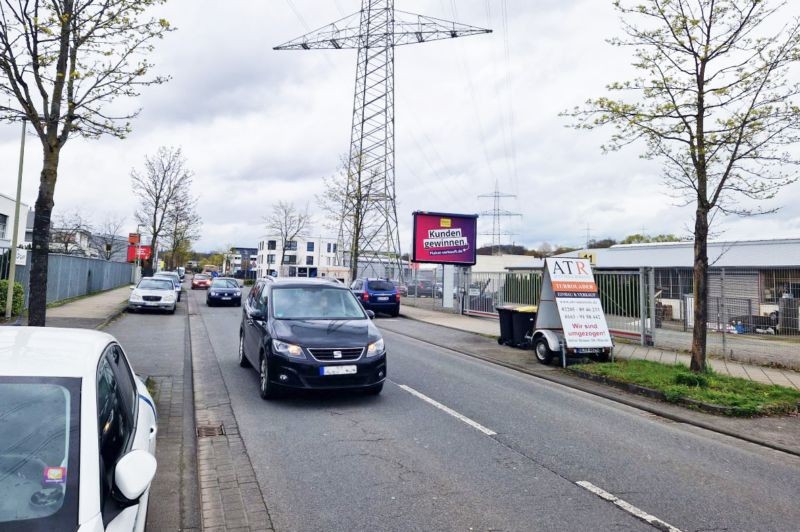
left=191, top=273, right=212, bottom=290
left=391, top=280, right=408, bottom=297
left=350, top=278, right=400, bottom=317
left=207, top=277, right=242, bottom=307
left=239, top=277, right=386, bottom=399
left=153, top=271, right=182, bottom=302
left=0, top=327, right=158, bottom=531
left=410, top=279, right=434, bottom=298
left=128, top=277, right=177, bottom=314
left=176, top=266, right=186, bottom=281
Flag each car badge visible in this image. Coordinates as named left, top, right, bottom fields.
left=333, top=350, right=343, bottom=359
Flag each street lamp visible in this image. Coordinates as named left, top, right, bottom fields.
left=5, top=118, right=27, bottom=320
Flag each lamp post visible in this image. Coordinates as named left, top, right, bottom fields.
left=5, top=118, right=27, bottom=319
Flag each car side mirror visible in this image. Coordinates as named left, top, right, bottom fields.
left=114, top=450, right=157, bottom=501
left=250, top=308, right=265, bottom=321
left=366, top=310, right=376, bottom=319
left=129, top=286, right=135, bottom=290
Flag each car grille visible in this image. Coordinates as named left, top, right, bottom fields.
left=143, top=296, right=161, bottom=302
left=307, top=347, right=364, bottom=361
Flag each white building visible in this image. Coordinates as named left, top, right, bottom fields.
left=0, top=193, right=31, bottom=248
left=256, top=235, right=343, bottom=280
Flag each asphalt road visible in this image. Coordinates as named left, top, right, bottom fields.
left=190, top=287, right=800, bottom=532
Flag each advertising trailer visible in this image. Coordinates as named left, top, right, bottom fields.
left=411, top=211, right=478, bottom=266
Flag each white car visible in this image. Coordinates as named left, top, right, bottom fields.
left=0, top=327, right=158, bottom=531
left=128, top=277, right=177, bottom=314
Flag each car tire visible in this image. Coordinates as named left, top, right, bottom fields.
left=534, top=338, right=554, bottom=365
left=595, top=351, right=610, bottom=363
left=259, top=352, right=277, bottom=400
left=365, top=383, right=383, bottom=395
left=390, top=307, right=399, bottom=317
left=237, top=299, right=242, bottom=307
left=238, top=332, right=250, bottom=368
left=206, top=300, right=212, bottom=307
left=169, top=304, right=176, bottom=315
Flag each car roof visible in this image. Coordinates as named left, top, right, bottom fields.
left=212, top=277, right=237, bottom=281
left=154, top=271, right=179, bottom=276
left=140, top=276, right=173, bottom=283
left=266, top=277, right=349, bottom=289
left=0, top=327, right=114, bottom=378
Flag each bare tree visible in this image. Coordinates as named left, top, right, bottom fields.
left=0, top=0, right=173, bottom=325
left=90, top=213, right=126, bottom=260
left=565, top=0, right=800, bottom=371
left=163, top=195, right=201, bottom=269
left=264, top=202, right=312, bottom=268
left=50, top=209, right=93, bottom=255
left=131, top=146, right=194, bottom=270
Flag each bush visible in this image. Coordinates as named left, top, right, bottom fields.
left=243, top=279, right=255, bottom=286
left=0, top=280, right=25, bottom=316
left=674, top=372, right=709, bottom=388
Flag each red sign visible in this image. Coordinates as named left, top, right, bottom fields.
left=127, top=245, right=152, bottom=262
left=128, top=233, right=140, bottom=245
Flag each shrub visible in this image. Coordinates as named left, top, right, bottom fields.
left=674, top=372, right=709, bottom=388
left=0, top=280, right=25, bottom=316
left=243, top=279, right=255, bottom=286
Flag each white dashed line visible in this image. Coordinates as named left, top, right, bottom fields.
left=396, top=384, right=497, bottom=436
left=576, top=481, right=682, bottom=532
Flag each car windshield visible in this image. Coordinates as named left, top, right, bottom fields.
left=211, top=279, right=238, bottom=288
left=195, top=274, right=209, bottom=280
left=366, top=280, right=394, bottom=291
left=272, top=287, right=366, bottom=320
left=0, top=378, right=80, bottom=527
left=138, top=279, right=174, bottom=290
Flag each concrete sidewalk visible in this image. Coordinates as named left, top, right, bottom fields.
left=45, top=285, right=132, bottom=329
left=400, top=304, right=800, bottom=391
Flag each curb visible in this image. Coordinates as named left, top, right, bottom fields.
left=388, top=316, right=800, bottom=458
left=94, top=301, right=129, bottom=330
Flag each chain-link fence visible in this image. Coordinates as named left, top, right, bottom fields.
left=0, top=248, right=134, bottom=308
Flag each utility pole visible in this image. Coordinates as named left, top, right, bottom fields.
left=478, top=180, right=520, bottom=255
left=5, top=119, right=26, bottom=319
left=275, top=1, right=491, bottom=282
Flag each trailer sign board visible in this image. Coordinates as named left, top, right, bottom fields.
left=411, top=211, right=478, bottom=266
left=545, top=258, right=612, bottom=349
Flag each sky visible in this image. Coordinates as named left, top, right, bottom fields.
left=1, top=0, right=800, bottom=253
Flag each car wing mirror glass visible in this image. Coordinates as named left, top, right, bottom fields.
left=114, top=449, right=157, bottom=501
left=250, top=308, right=265, bottom=320
left=366, top=310, right=376, bottom=319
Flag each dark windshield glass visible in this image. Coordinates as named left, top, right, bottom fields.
left=211, top=279, right=238, bottom=288
left=366, top=280, right=394, bottom=291
left=0, top=377, right=80, bottom=529
left=138, top=279, right=174, bottom=290
left=272, top=287, right=365, bottom=320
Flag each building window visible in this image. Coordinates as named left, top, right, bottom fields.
left=326, top=243, right=331, bottom=253
left=284, top=255, right=297, bottom=265
left=285, top=241, right=298, bottom=251
left=306, top=256, right=314, bottom=265
left=307, top=242, right=314, bottom=252
left=267, top=254, right=275, bottom=264
left=267, top=240, right=276, bottom=250
left=332, top=243, right=337, bottom=253
left=0, top=214, right=7, bottom=239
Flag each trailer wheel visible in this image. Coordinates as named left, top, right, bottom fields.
left=534, top=338, right=554, bottom=365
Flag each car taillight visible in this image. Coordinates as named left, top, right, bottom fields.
left=362, top=292, right=369, bottom=302
left=395, top=293, right=401, bottom=301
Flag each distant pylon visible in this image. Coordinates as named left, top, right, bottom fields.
left=478, top=180, right=521, bottom=255
left=275, top=1, right=491, bottom=281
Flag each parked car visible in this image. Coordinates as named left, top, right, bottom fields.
left=207, top=277, right=242, bottom=307
left=239, top=277, right=387, bottom=399
left=191, top=273, right=212, bottom=290
left=350, top=278, right=400, bottom=317
left=153, top=271, right=182, bottom=302
left=0, top=327, right=158, bottom=531
left=410, top=279, right=434, bottom=297
left=128, top=277, right=177, bottom=314
left=391, top=280, right=408, bottom=297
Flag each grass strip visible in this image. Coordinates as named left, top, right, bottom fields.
left=572, top=359, right=800, bottom=416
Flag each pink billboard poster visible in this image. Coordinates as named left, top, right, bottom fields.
left=412, top=212, right=478, bottom=266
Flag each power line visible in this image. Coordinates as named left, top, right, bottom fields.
left=478, top=180, right=521, bottom=255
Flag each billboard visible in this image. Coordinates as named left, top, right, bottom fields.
left=127, top=245, right=152, bottom=262
left=412, top=211, right=478, bottom=266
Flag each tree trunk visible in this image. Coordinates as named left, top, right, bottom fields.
left=690, top=207, right=709, bottom=371
left=28, top=148, right=60, bottom=326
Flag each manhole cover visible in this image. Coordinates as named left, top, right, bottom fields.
left=196, top=424, right=225, bottom=437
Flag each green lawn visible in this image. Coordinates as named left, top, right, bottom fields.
left=572, top=359, right=800, bottom=416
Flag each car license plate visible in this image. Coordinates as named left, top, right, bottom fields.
left=222, top=297, right=231, bottom=300
left=320, top=365, right=357, bottom=376
left=575, top=348, right=601, bottom=354
left=378, top=296, right=389, bottom=301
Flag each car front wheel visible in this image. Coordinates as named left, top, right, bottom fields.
left=259, top=353, right=277, bottom=400
left=238, top=333, right=250, bottom=368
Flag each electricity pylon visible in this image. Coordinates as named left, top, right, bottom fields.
left=479, top=180, right=521, bottom=256
left=275, top=1, right=491, bottom=281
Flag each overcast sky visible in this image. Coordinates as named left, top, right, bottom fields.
left=2, top=0, right=800, bottom=253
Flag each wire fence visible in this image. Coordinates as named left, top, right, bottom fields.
left=0, top=248, right=134, bottom=308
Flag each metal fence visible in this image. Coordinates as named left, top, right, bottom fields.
left=0, top=248, right=134, bottom=307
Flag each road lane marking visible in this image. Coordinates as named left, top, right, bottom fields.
left=396, top=384, right=497, bottom=436
left=576, top=481, right=682, bottom=532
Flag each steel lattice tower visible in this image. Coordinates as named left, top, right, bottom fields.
left=275, top=1, right=490, bottom=281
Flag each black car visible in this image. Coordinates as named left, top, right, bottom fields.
left=350, top=278, right=400, bottom=317
left=206, top=277, right=242, bottom=306
left=238, top=277, right=387, bottom=399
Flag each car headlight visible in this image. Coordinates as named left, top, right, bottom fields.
left=162, top=292, right=176, bottom=302
left=234, top=290, right=241, bottom=296
left=367, top=338, right=385, bottom=357
left=272, top=339, right=305, bottom=359
left=130, top=292, right=143, bottom=302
